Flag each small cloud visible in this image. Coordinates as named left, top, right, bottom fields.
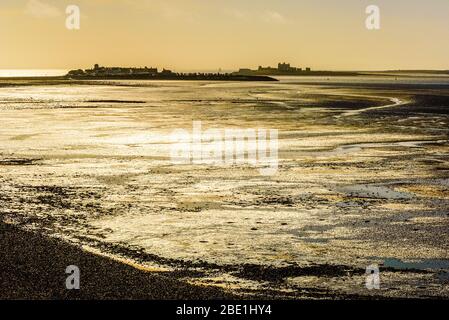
left=25, top=0, right=62, bottom=18
left=261, top=10, right=288, bottom=24
left=225, top=8, right=288, bottom=25
left=225, top=9, right=247, bottom=20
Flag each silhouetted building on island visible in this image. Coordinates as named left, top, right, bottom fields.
left=235, top=62, right=312, bottom=76
left=239, top=68, right=254, bottom=74
left=278, top=62, right=291, bottom=72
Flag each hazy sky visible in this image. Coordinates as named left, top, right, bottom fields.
left=1, top=0, right=448, bottom=71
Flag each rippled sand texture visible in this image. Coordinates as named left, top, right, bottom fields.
left=1, top=77, right=448, bottom=298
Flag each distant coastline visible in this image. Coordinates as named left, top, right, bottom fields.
left=233, top=62, right=359, bottom=77
left=1, top=64, right=448, bottom=81
left=65, top=64, right=278, bottom=81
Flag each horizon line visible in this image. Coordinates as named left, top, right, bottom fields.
left=0, top=67, right=449, bottom=73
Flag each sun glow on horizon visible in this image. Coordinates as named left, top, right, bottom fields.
left=0, top=69, right=68, bottom=77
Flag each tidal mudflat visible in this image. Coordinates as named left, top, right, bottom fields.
left=0, top=76, right=448, bottom=299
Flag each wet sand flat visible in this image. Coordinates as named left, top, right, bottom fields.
left=0, top=222, right=233, bottom=299
left=0, top=76, right=449, bottom=299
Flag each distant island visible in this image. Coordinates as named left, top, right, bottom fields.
left=233, top=62, right=359, bottom=76
left=66, top=64, right=277, bottom=81
left=65, top=63, right=363, bottom=81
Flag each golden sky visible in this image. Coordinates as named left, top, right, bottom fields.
left=1, top=0, right=449, bottom=71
